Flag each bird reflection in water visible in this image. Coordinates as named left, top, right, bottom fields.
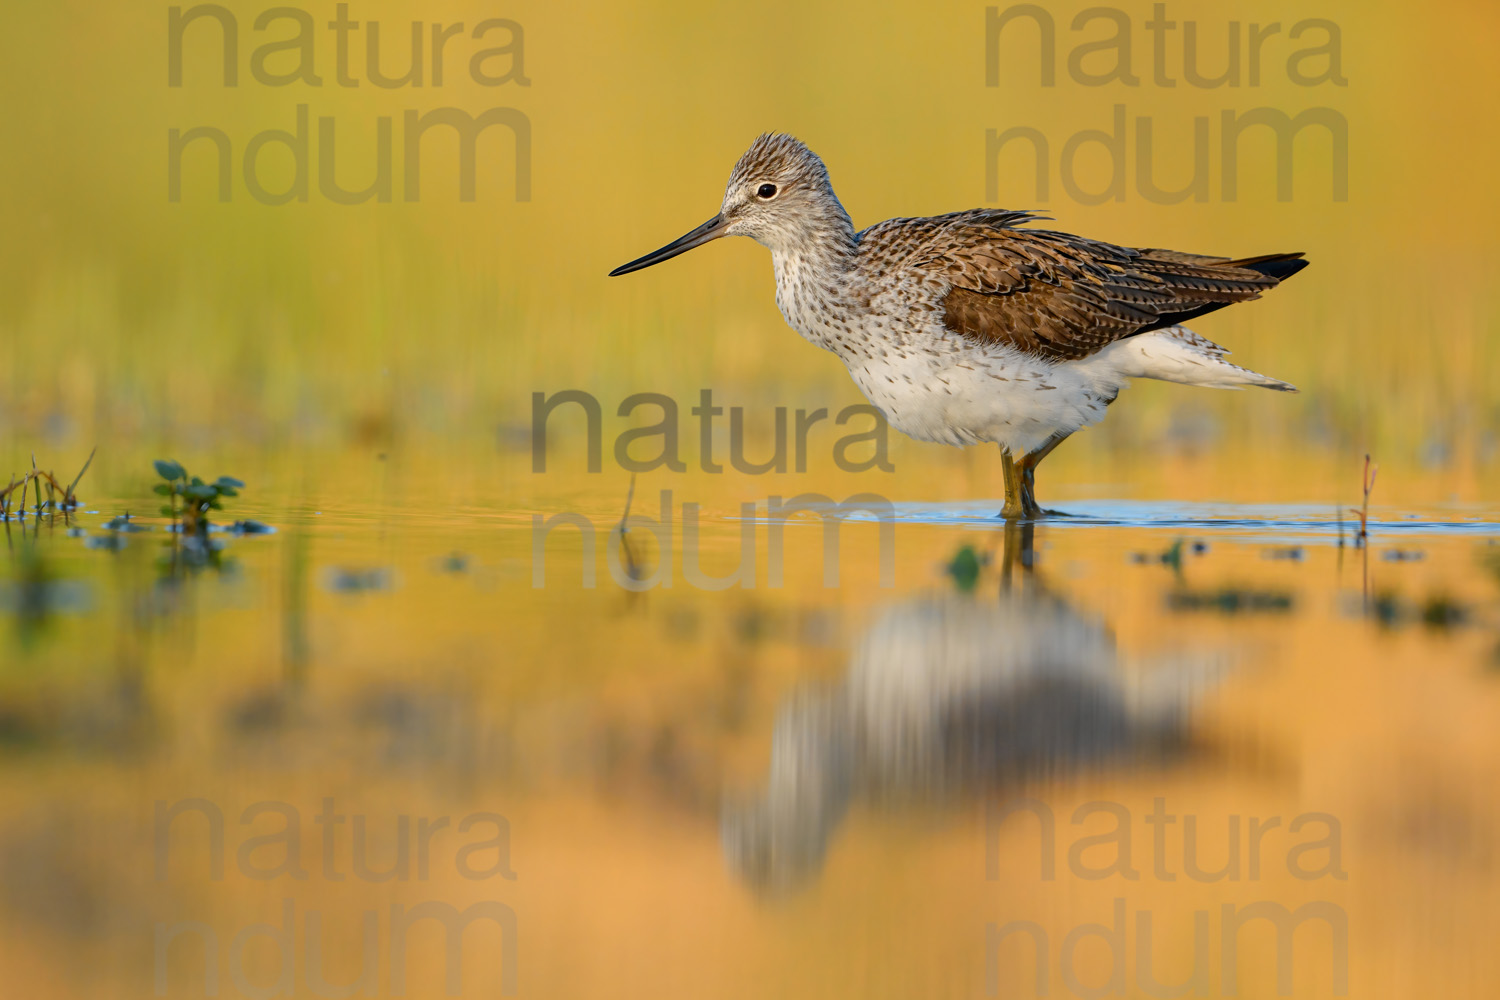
left=722, top=523, right=1230, bottom=894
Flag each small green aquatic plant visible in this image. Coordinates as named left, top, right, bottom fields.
left=153, top=460, right=244, bottom=537
left=945, top=544, right=988, bottom=592
left=1129, top=537, right=1205, bottom=571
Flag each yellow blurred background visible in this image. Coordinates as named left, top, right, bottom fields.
left=1, top=0, right=1497, bottom=504
left=2, top=3, right=1499, bottom=1000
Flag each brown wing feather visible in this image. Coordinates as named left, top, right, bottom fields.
left=884, top=210, right=1305, bottom=362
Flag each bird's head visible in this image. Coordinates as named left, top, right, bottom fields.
left=609, top=133, right=850, bottom=276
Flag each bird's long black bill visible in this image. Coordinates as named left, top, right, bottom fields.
left=609, top=215, right=727, bottom=276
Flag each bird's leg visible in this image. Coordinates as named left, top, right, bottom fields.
left=1019, top=472, right=1043, bottom=519
left=999, top=448, right=1027, bottom=520
left=998, top=518, right=1037, bottom=586
left=1019, top=432, right=1074, bottom=518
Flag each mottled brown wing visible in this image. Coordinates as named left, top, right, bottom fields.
left=894, top=210, right=1305, bottom=362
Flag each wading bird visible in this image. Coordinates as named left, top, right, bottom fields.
left=610, top=134, right=1306, bottom=518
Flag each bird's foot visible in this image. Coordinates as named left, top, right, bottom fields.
left=997, top=505, right=1048, bottom=520
left=997, top=502, right=1028, bottom=521
left=996, top=504, right=1070, bottom=521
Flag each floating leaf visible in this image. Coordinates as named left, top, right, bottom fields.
left=154, top=460, right=186, bottom=481
left=215, top=476, right=245, bottom=489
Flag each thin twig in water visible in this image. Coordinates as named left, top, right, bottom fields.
left=613, top=473, right=641, bottom=581
left=65, top=447, right=95, bottom=506
left=1356, top=454, right=1378, bottom=546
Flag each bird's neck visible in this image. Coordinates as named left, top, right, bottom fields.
left=770, top=211, right=859, bottom=349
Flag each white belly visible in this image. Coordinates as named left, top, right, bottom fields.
left=842, top=341, right=1120, bottom=454
left=821, top=323, right=1292, bottom=454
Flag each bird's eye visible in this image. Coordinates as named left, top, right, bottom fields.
left=756, top=183, right=778, bottom=199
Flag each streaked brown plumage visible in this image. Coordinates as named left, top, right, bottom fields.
left=859, top=208, right=1307, bottom=362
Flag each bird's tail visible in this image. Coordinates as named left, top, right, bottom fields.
left=1226, top=252, right=1309, bottom=283
left=1109, top=326, right=1298, bottom=392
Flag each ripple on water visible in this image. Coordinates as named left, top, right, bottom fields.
left=741, top=499, right=1500, bottom=545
